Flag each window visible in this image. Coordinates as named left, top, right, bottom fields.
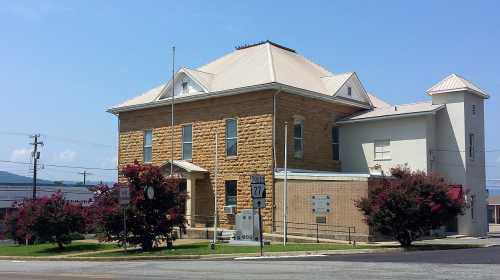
left=225, top=180, right=237, bottom=206
left=182, top=124, right=192, bottom=160
left=472, top=104, right=477, bottom=116
left=332, top=127, right=340, bottom=161
left=181, top=81, right=188, bottom=94
left=347, top=86, right=352, bottom=96
left=293, top=120, right=304, bottom=159
left=374, top=140, right=391, bottom=160
left=469, top=133, right=475, bottom=161
left=226, top=119, right=238, bottom=156
left=143, top=130, right=153, bottom=163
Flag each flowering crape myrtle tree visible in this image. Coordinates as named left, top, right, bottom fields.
left=2, top=192, right=87, bottom=248
left=92, top=162, right=186, bottom=251
left=356, top=166, right=464, bottom=247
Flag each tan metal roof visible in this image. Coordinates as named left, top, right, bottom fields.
left=427, top=74, right=489, bottom=98
left=110, top=41, right=372, bottom=112
left=368, top=93, right=391, bottom=108
left=338, top=101, right=444, bottom=123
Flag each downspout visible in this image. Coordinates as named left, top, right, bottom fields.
left=272, top=88, right=282, bottom=232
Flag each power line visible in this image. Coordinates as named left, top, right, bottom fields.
left=0, top=131, right=32, bottom=137
left=0, top=131, right=116, bottom=149
left=41, top=133, right=116, bottom=149
left=0, top=160, right=117, bottom=171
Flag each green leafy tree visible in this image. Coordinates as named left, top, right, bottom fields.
left=356, top=166, right=464, bottom=247
left=91, top=162, right=186, bottom=251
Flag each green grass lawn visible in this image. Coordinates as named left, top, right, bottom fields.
left=86, top=242, right=377, bottom=257
left=0, top=242, right=119, bottom=256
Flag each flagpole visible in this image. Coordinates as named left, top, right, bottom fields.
left=171, top=46, right=175, bottom=175
left=283, top=122, right=288, bottom=246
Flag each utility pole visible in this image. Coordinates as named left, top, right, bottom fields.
left=78, top=171, right=92, bottom=185
left=30, top=134, right=43, bottom=200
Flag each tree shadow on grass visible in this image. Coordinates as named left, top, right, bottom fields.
left=39, top=243, right=110, bottom=254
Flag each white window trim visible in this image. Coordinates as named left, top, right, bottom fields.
left=225, top=118, right=238, bottom=157
left=182, top=123, right=193, bottom=161
left=143, top=129, right=153, bottom=163
left=374, top=139, right=391, bottom=161
left=293, top=116, right=304, bottom=160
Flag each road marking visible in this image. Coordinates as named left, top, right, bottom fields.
left=10, top=261, right=26, bottom=263
left=234, top=254, right=326, bottom=260
left=0, top=271, right=113, bottom=279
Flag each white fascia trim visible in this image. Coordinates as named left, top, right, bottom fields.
left=274, top=173, right=370, bottom=181
left=337, top=106, right=445, bottom=124
left=107, top=82, right=371, bottom=115
left=427, top=88, right=489, bottom=99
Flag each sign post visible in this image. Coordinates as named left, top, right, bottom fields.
left=250, top=175, right=266, bottom=256
left=119, top=186, right=130, bottom=252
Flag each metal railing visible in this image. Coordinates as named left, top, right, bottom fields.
left=274, top=220, right=355, bottom=243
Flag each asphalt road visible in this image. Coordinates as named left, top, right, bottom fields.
left=277, top=246, right=500, bottom=264
left=0, top=247, right=499, bottom=280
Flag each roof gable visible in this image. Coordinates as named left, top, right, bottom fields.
left=157, top=68, right=210, bottom=100
left=427, top=74, right=489, bottom=98
left=329, top=72, right=372, bottom=106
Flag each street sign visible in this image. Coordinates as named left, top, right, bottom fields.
left=249, top=174, right=266, bottom=256
left=250, top=175, right=266, bottom=199
left=252, top=197, right=266, bottom=209
left=119, top=186, right=130, bottom=206
left=312, top=194, right=331, bottom=216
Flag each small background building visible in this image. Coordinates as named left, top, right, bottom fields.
left=488, top=195, right=500, bottom=233
left=0, top=183, right=94, bottom=221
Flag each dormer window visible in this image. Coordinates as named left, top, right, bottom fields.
left=347, top=86, right=352, bottom=96
left=181, top=81, right=188, bottom=94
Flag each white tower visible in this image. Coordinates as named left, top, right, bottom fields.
left=428, top=74, right=490, bottom=236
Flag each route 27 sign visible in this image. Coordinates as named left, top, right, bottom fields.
left=250, top=175, right=266, bottom=208
left=250, top=175, right=266, bottom=199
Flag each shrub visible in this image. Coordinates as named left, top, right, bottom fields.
left=2, top=192, right=88, bottom=248
left=356, top=166, right=464, bottom=247
left=91, top=162, right=186, bottom=251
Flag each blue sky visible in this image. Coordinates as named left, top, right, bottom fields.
left=0, top=0, right=499, bottom=184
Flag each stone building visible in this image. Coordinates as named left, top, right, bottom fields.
left=108, top=41, right=489, bottom=240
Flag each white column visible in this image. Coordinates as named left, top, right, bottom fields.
left=186, top=175, right=196, bottom=227
left=495, top=205, right=498, bottom=225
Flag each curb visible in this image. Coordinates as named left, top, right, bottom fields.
left=0, top=248, right=403, bottom=262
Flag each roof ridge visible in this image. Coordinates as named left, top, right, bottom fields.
left=266, top=42, right=277, bottom=82
left=391, top=100, right=433, bottom=107
left=183, top=67, right=215, bottom=75
left=320, top=72, right=353, bottom=79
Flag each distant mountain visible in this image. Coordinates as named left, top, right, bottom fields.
left=0, top=171, right=53, bottom=184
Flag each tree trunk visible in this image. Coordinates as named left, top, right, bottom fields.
left=57, top=239, right=64, bottom=249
